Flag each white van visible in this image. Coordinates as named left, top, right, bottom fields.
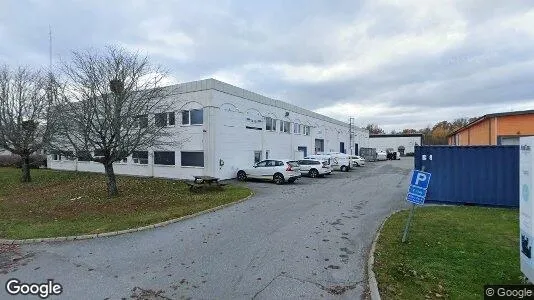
left=314, top=152, right=352, bottom=172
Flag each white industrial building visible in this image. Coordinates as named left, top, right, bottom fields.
left=368, top=133, right=423, bottom=155
left=49, top=78, right=369, bottom=180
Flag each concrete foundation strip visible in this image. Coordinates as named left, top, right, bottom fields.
left=0, top=191, right=254, bottom=245
left=367, top=209, right=404, bottom=300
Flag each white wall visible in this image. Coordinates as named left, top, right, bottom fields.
left=210, top=89, right=361, bottom=179
left=48, top=79, right=370, bottom=180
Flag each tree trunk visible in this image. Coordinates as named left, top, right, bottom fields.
left=21, top=155, right=31, bottom=183
left=104, top=163, right=119, bottom=197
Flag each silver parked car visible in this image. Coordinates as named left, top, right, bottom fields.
left=298, top=159, right=332, bottom=177
left=237, top=159, right=301, bottom=184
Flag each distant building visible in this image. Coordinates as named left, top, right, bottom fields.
left=368, top=134, right=423, bottom=155
left=448, top=109, right=534, bottom=146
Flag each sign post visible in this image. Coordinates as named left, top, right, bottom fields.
left=520, top=137, right=534, bottom=281
left=402, top=167, right=431, bottom=243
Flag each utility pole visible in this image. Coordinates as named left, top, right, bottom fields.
left=349, top=117, right=355, bottom=155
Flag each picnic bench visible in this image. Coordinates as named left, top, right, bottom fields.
left=186, top=176, right=226, bottom=192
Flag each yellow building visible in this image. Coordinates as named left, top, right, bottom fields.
left=448, top=109, right=534, bottom=145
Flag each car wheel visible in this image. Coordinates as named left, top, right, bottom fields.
left=340, top=165, right=347, bottom=172
left=309, top=169, right=319, bottom=178
left=273, top=173, right=285, bottom=185
left=237, top=170, right=247, bottom=181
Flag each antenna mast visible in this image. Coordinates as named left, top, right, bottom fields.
left=48, top=25, right=53, bottom=73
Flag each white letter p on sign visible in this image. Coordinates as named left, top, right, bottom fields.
left=415, top=173, right=427, bottom=186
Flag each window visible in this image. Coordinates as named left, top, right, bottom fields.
left=254, top=151, right=262, bottom=163
left=182, top=110, right=190, bottom=125
left=287, top=161, right=300, bottom=168
left=135, top=114, right=148, bottom=128
left=181, top=151, right=204, bottom=167
left=94, top=149, right=105, bottom=157
left=63, top=150, right=75, bottom=160
left=304, top=126, right=310, bottom=136
left=154, top=151, right=175, bottom=165
left=294, top=123, right=302, bottom=134
left=155, top=112, right=175, bottom=127
left=132, top=151, right=148, bottom=164
left=114, top=151, right=128, bottom=163
left=265, top=117, right=277, bottom=131
left=77, top=151, right=91, bottom=161
left=283, top=121, right=290, bottom=133
left=51, top=151, right=61, bottom=161
left=191, top=109, right=203, bottom=125
left=256, top=160, right=267, bottom=167
left=266, top=150, right=270, bottom=159
left=275, top=160, right=284, bottom=166
left=182, top=109, right=203, bottom=125
left=246, top=111, right=262, bottom=130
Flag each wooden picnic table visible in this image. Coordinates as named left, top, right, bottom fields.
left=194, top=176, right=220, bottom=185
left=187, top=176, right=225, bottom=192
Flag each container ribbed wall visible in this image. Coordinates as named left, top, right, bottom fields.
left=414, top=145, right=519, bottom=207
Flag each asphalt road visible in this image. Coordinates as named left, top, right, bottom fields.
left=1, top=158, right=413, bottom=300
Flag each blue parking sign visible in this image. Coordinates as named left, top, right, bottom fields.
left=410, top=170, right=431, bottom=189
left=406, top=170, right=431, bottom=205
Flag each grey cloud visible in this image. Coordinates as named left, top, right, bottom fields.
left=1, top=0, right=533, bottom=131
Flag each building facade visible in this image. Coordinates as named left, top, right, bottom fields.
left=368, top=134, right=423, bottom=155
left=48, top=79, right=369, bottom=180
left=448, top=110, right=534, bottom=146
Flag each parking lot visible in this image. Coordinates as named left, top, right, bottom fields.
left=1, top=158, right=413, bottom=299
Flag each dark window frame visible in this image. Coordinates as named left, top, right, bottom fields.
left=132, top=151, right=149, bottom=165
left=155, top=112, right=176, bottom=127
left=135, top=114, right=149, bottom=129
left=181, top=151, right=204, bottom=167
left=154, top=151, right=175, bottom=166
left=182, top=109, right=203, bottom=125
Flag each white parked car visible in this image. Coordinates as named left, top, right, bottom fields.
left=298, top=159, right=332, bottom=177
left=377, top=151, right=387, bottom=161
left=237, top=159, right=301, bottom=184
left=350, top=155, right=366, bottom=167
left=315, top=152, right=352, bottom=172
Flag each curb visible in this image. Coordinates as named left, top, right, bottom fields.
left=0, top=191, right=255, bottom=245
left=367, top=209, right=404, bottom=300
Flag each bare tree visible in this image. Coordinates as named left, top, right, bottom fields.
left=365, top=123, right=385, bottom=135
left=0, top=66, right=58, bottom=182
left=52, top=46, right=180, bottom=197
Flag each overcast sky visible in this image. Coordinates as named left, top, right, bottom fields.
left=1, top=0, right=533, bottom=131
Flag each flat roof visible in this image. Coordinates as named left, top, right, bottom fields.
left=369, top=134, right=423, bottom=138
left=449, top=109, right=534, bottom=136
left=166, top=78, right=368, bottom=131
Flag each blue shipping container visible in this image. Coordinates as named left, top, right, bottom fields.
left=414, top=146, right=519, bottom=207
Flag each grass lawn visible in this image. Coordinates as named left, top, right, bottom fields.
left=0, top=168, right=251, bottom=239
left=374, top=206, right=522, bottom=300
